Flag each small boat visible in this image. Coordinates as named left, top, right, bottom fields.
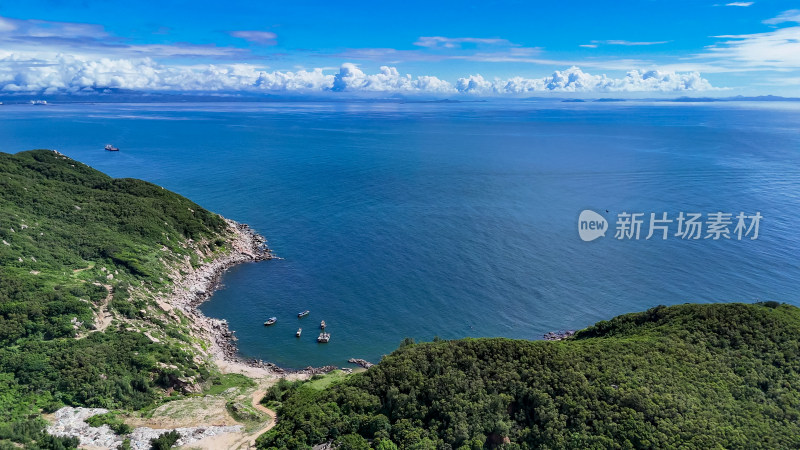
left=298, top=310, right=310, bottom=318
left=317, top=332, right=330, bottom=343
left=264, top=317, right=277, bottom=326
left=320, top=320, right=326, bottom=329
left=296, top=328, right=302, bottom=337
left=104, top=144, right=119, bottom=152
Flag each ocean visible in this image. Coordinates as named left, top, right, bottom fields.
left=2, top=100, right=799, bottom=368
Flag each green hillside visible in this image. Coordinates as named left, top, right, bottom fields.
left=257, top=302, right=800, bottom=449
left=0, top=150, right=234, bottom=447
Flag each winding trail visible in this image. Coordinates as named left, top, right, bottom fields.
left=251, top=388, right=277, bottom=428
left=176, top=388, right=276, bottom=449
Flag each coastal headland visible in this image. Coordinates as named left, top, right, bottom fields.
left=0, top=149, right=345, bottom=448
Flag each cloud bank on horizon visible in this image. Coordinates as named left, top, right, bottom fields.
left=0, top=56, right=713, bottom=96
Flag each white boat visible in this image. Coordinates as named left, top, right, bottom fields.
left=296, top=328, right=302, bottom=337
left=317, top=332, right=330, bottom=343
left=264, top=317, right=277, bottom=326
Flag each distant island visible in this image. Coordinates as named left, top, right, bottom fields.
left=1, top=150, right=798, bottom=449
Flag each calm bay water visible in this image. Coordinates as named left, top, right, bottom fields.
left=2, top=101, right=799, bottom=368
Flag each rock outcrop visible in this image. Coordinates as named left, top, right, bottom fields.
left=348, top=358, right=374, bottom=369
left=46, top=407, right=243, bottom=450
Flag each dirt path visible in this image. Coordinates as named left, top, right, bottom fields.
left=92, top=283, right=114, bottom=333
left=251, top=388, right=276, bottom=429
left=74, top=283, right=113, bottom=339
left=175, top=388, right=276, bottom=450
left=72, top=262, right=95, bottom=274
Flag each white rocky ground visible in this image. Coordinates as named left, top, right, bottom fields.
left=47, top=407, right=242, bottom=449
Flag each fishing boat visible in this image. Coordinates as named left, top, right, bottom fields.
left=296, top=328, right=302, bottom=337
left=104, top=144, right=119, bottom=152
left=317, top=332, right=330, bottom=343
left=264, top=317, right=277, bottom=326
left=320, top=320, right=326, bottom=329
left=298, top=310, right=310, bottom=318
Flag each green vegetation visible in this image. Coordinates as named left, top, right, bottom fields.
left=85, top=412, right=132, bottom=435
left=149, top=430, right=180, bottom=450
left=0, top=418, right=79, bottom=449
left=0, top=150, right=235, bottom=446
left=262, top=378, right=304, bottom=406
left=257, top=302, right=800, bottom=449
left=305, top=370, right=351, bottom=391
left=204, top=373, right=257, bottom=396
left=261, top=372, right=351, bottom=412
left=227, top=400, right=265, bottom=423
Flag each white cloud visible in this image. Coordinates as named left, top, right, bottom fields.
left=253, top=68, right=332, bottom=91
left=675, top=9, right=800, bottom=74
left=704, top=24, right=800, bottom=69
left=229, top=30, right=277, bottom=45
left=123, top=44, right=246, bottom=58
left=726, top=2, right=754, bottom=7
left=587, top=40, right=670, bottom=46
left=0, top=16, right=246, bottom=60
left=414, top=36, right=511, bottom=49
left=762, top=9, right=800, bottom=25
left=331, top=63, right=453, bottom=92
left=456, top=67, right=714, bottom=94
left=0, top=53, right=328, bottom=93
left=0, top=17, right=18, bottom=32
left=0, top=54, right=715, bottom=96
left=11, top=16, right=108, bottom=39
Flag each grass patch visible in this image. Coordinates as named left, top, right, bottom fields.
left=204, top=373, right=256, bottom=396
left=86, top=411, right=132, bottom=435
left=305, top=370, right=351, bottom=391
left=226, top=400, right=264, bottom=423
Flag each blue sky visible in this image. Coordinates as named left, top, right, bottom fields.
left=1, top=0, right=799, bottom=97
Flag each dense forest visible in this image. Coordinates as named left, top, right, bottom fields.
left=0, top=150, right=231, bottom=448
left=257, top=302, right=800, bottom=449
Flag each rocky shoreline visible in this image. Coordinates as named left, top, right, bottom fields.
left=161, top=219, right=288, bottom=376
left=348, top=358, right=374, bottom=369
left=164, top=219, right=344, bottom=377
left=543, top=330, right=576, bottom=341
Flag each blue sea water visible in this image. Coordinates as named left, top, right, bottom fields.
left=2, top=100, right=799, bottom=368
